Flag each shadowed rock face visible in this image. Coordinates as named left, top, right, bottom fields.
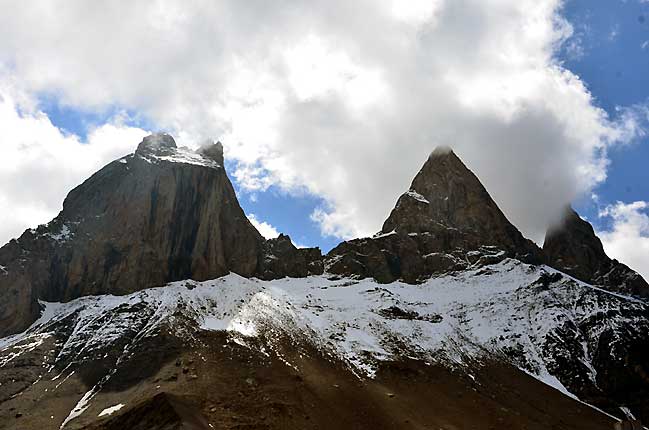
left=0, top=134, right=322, bottom=336
left=327, top=147, right=543, bottom=283
left=383, top=147, right=541, bottom=259
left=258, top=234, right=324, bottom=280
left=2, top=136, right=645, bottom=338
left=543, top=207, right=648, bottom=298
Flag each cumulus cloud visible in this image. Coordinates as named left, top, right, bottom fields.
left=0, top=83, right=148, bottom=243
left=246, top=214, right=280, bottom=239
left=597, top=201, right=649, bottom=281
left=247, top=213, right=308, bottom=248
left=0, top=0, right=645, bottom=244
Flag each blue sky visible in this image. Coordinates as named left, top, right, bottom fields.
left=43, top=100, right=341, bottom=251
left=561, top=0, right=649, bottom=232
left=13, top=0, right=648, bottom=256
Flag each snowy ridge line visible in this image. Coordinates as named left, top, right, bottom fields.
left=542, top=264, right=647, bottom=305
left=134, top=146, right=221, bottom=169
left=0, top=259, right=646, bottom=422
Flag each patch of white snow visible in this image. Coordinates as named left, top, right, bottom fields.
left=405, top=189, right=430, bottom=204
left=98, top=403, right=125, bottom=417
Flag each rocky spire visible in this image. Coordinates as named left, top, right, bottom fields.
left=327, top=147, right=543, bottom=283
left=382, top=147, right=542, bottom=260
left=543, top=206, right=648, bottom=297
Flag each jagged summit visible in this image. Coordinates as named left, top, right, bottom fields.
left=2, top=135, right=649, bottom=429
left=0, top=133, right=320, bottom=336
left=382, top=147, right=539, bottom=260
left=135, top=132, right=177, bottom=154
left=543, top=206, right=648, bottom=297
left=328, top=146, right=542, bottom=283
left=132, top=134, right=224, bottom=170
left=197, top=139, right=224, bottom=165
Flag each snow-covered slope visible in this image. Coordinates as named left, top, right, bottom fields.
left=1, top=259, right=647, bottom=427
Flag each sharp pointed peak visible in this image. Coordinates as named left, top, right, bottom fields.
left=136, top=132, right=177, bottom=154
left=429, top=145, right=455, bottom=157
left=546, top=205, right=594, bottom=239
left=542, top=203, right=649, bottom=297
left=379, top=143, right=544, bottom=264
left=422, top=146, right=468, bottom=172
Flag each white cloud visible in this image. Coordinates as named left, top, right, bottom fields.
left=247, top=213, right=310, bottom=247
left=247, top=214, right=279, bottom=239
left=0, top=84, right=148, bottom=243
left=598, top=201, right=649, bottom=281
left=0, top=0, right=645, bottom=245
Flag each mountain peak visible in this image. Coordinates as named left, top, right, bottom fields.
left=429, top=145, right=455, bottom=157
left=197, top=139, right=224, bottom=166
left=0, top=132, right=328, bottom=336
left=543, top=206, right=648, bottom=297
left=381, top=146, right=540, bottom=262
left=328, top=147, right=542, bottom=284
left=135, top=132, right=177, bottom=154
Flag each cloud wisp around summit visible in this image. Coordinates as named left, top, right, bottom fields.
left=0, top=0, right=645, bottom=250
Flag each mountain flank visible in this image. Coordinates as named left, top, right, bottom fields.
left=0, top=133, right=648, bottom=428
left=544, top=206, right=649, bottom=298
left=1, top=134, right=646, bottom=338
left=0, top=133, right=322, bottom=336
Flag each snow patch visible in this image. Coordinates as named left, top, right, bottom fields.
left=2, top=260, right=646, bottom=421
left=60, top=387, right=95, bottom=428
left=98, top=403, right=125, bottom=417
left=44, top=224, right=73, bottom=242
left=138, top=147, right=220, bottom=169
left=405, top=189, right=430, bottom=204
left=373, top=230, right=396, bottom=239
left=0, top=333, right=50, bottom=367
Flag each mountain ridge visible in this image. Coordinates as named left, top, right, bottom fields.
left=544, top=206, right=649, bottom=298
left=2, top=134, right=646, bottom=337
left=0, top=133, right=648, bottom=429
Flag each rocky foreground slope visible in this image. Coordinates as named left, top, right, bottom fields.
left=1, top=260, right=647, bottom=429
left=1, top=133, right=648, bottom=429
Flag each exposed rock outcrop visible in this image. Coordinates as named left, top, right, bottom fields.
left=258, top=234, right=324, bottom=279
left=2, top=134, right=649, bottom=427
left=543, top=206, right=648, bottom=298
left=0, top=134, right=280, bottom=336
left=327, top=147, right=543, bottom=283
left=197, top=139, right=224, bottom=166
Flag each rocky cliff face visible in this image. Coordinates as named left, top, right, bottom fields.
left=543, top=207, right=648, bottom=298
left=0, top=133, right=322, bottom=337
left=1, top=135, right=649, bottom=428
left=258, top=234, right=324, bottom=280
left=2, top=137, right=645, bottom=338
left=327, top=147, right=543, bottom=283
